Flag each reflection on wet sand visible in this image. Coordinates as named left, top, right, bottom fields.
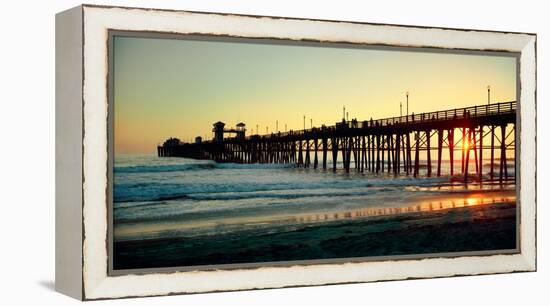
left=292, top=192, right=515, bottom=224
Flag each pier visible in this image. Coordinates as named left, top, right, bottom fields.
left=158, top=101, right=516, bottom=182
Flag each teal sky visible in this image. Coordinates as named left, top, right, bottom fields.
left=114, top=36, right=517, bottom=154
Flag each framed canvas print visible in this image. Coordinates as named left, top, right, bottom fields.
left=55, top=4, right=537, bottom=300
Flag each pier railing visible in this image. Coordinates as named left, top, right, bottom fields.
left=246, top=101, right=516, bottom=139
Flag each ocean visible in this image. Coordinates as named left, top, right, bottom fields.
left=113, top=154, right=517, bottom=269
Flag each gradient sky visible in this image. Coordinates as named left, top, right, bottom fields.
left=114, top=36, right=517, bottom=154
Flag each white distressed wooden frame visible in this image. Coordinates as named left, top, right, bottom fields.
left=55, top=4, right=536, bottom=300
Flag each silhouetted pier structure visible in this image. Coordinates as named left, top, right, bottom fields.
left=158, top=101, right=516, bottom=182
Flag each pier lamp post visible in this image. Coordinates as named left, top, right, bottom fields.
left=276, top=120, right=278, bottom=132
left=406, top=91, right=409, bottom=117
left=400, top=101, right=402, bottom=117
left=285, top=124, right=287, bottom=133
left=303, top=115, right=306, bottom=130
left=310, top=118, right=313, bottom=129
left=256, top=124, right=259, bottom=135
left=487, top=85, right=491, bottom=105
left=343, top=106, right=346, bottom=122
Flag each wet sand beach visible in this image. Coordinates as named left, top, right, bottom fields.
left=114, top=199, right=516, bottom=270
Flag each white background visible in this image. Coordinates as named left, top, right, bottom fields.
left=0, top=0, right=547, bottom=305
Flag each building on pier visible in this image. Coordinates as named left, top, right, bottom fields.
left=212, top=121, right=247, bottom=142
left=213, top=121, right=226, bottom=142
left=236, top=122, right=246, bottom=140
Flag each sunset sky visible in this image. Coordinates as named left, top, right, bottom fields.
left=113, top=36, right=517, bottom=154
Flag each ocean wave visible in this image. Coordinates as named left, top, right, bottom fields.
left=113, top=175, right=450, bottom=203
left=216, top=163, right=297, bottom=170
left=114, top=163, right=216, bottom=173
left=187, top=188, right=393, bottom=201
left=115, top=187, right=395, bottom=209
left=114, top=161, right=303, bottom=174
left=112, top=189, right=388, bottom=224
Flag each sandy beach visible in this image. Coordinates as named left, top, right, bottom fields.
left=114, top=199, right=516, bottom=270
